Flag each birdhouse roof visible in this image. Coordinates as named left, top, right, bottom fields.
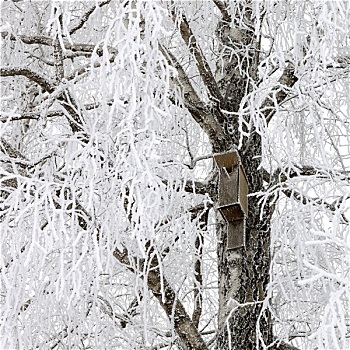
left=213, top=150, right=241, bottom=170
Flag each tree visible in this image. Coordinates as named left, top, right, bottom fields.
left=1, top=1, right=349, bottom=349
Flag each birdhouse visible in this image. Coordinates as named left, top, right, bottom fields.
left=214, top=150, right=248, bottom=221
left=213, top=150, right=249, bottom=249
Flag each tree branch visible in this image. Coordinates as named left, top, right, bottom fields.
left=262, top=64, right=298, bottom=124
left=0, top=67, right=55, bottom=93
left=113, top=247, right=209, bottom=350
left=0, top=137, right=28, bottom=161
left=191, top=210, right=208, bottom=328
left=159, top=45, right=229, bottom=152
left=265, top=165, right=350, bottom=223
left=282, top=187, right=349, bottom=223
left=212, top=0, right=231, bottom=22
left=1, top=32, right=53, bottom=46
left=58, top=91, right=86, bottom=134
left=1, top=32, right=115, bottom=56
left=53, top=40, right=64, bottom=82
left=170, top=3, right=223, bottom=106
left=0, top=100, right=114, bottom=123
left=69, top=0, right=112, bottom=35
left=0, top=110, right=64, bottom=122
left=267, top=164, right=350, bottom=183
left=271, top=340, right=301, bottom=350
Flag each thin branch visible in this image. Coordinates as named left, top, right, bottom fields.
left=0, top=137, right=28, bottom=160
left=0, top=152, right=54, bottom=169
left=119, top=296, right=141, bottom=328
left=69, top=0, right=112, bottom=35
left=282, top=188, right=349, bottom=223
left=192, top=210, right=207, bottom=328
left=264, top=165, right=349, bottom=223
left=58, top=91, right=86, bottom=134
left=161, top=173, right=217, bottom=199
left=26, top=52, right=54, bottom=66
left=1, top=32, right=53, bottom=46
left=0, top=110, right=63, bottom=122
left=0, top=100, right=114, bottom=123
left=53, top=186, right=92, bottom=231
left=262, top=64, right=298, bottom=124
left=1, top=32, right=114, bottom=55
left=268, top=164, right=350, bottom=183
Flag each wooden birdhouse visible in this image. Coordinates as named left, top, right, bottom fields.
left=213, top=150, right=249, bottom=249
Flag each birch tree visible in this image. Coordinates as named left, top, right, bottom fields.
left=1, top=1, right=349, bottom=349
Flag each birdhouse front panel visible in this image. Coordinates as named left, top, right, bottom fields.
left=216, top=163, right=248, bottom=221
left=227, top=220, right=246, bottom=249
left=218, top=166, right=239, bottom=206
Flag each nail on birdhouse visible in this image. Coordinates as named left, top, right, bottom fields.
left=213, top=150, right=248, bottom=249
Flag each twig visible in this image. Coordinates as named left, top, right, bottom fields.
left=69, top=0, right=112, bottom=35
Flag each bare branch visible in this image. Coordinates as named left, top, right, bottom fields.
left=0, top=137, right=28, bottom=160
left=1, top=32, right=53, bottom=46
left=161, top=173, right=217, bottom=199
left=0, top=67, right=55, bottom=93
left=262, top=64, right=298, bottom=124
left=119, top=296, right=141, bottom=328
left=282, top=188, right=349, bottom=223
left=170, top=4, right=223, bottom=106
left=113, top=248, right=209, bottom=350
left=271, top=340, right=301, bottom=350
left=0, top=100, right=114, bottom=123
left=58, top=91, right=86, bottom=134
left=212, top=0, right=231, bottom=22
left=53, top=40, right=64, bottom=82
left=0, top=153, right=53, bottom=169
left=0, top=110, right=63, bottom=122
left=1, top=32, right=114, bottom=56
left=69, top=0, right=112, bottom=35
left=265, top=165, right=349, bottom=223
left=192, top=211, right=207, bottom=328
left=269, top=164, right=350, bottom=184
left=159, top=45, right=229, bottom=152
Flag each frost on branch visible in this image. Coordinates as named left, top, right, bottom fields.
left=0, top=2, right=212, bottom=349
left=0, top=1, right=349, bottom=350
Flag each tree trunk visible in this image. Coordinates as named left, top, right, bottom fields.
left=216, top=133, right=272, bottom=349
left=213, top=0, right=273, bottom=346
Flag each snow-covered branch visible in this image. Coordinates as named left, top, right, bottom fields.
left=262, top=64, right=298, bottom=124
left=160, top=44, right=229, bottom=151
left=113, top=247, right=209, bottom=350
left=170, top=4, right=223, bottom=106
left=0, top=67, right=55, bottom=93
left=69, top=0, right=112, bottom=35
left=212, top=0, right=231, bottom=22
